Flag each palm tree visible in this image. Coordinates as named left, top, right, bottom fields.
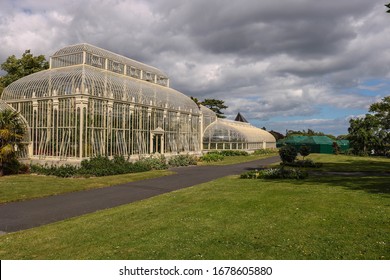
left=0, top=109, right=26, bottom=176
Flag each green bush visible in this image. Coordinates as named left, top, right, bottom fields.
left=168, top=154, right=198, bottom=167
left=253, top=148, right=278, bottom=155
left=283, top=159, right=323, bottom=168
left=333, top=142, right=341, bottom=155
left=218, top=150, right=249, bottom=156
left=240, top=168, right=308, bottom=180
left=78, top=155, right=136, bottom=176
left=31, top=164, right=78, bottom=178
left=299, top=145, right=311, bottom=159
left=200, top=153, right=225, bottom=162
left=3, top=158, right=29, bottom=175
left=204, top=150, right=249, bottom=157
left=137, top=155, right=168, bottom=170
left=31, top=155, right=156, bottom=178
left=279, top=145, right=298, bottom=163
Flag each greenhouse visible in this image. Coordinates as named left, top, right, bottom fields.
left=1, top=43, right=275, bottom=163
left=203, top=118, right=276, bottom=151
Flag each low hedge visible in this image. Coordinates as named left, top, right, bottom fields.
left=253, top=148, right=278, bottom=155
left=200, top=153, right=225, bottom=162
left=240, top=168, right=308, bottom=180
left=168, top=154, right=198, bottom=167
left=31, top=154, right=198, bottom=178
left=282, top=159, right=323, bottom=168
left=207, top=150, right=249, bottom=156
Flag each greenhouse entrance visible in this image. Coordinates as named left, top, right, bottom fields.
left=151, top=127, right=164, bottom=154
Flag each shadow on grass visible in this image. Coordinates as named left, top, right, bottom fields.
left=302, top=175, right=390, bottom=195
left=318, top=159, right=390, bottom=172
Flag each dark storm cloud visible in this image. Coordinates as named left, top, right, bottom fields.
left=150, top=0, right=369, bottom=58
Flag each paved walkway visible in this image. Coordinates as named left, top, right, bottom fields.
left=0, top=156, right=280, bottom=233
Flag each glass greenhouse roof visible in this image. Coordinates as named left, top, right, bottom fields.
left=49, top=43, right=169, bottom=87
left=1, top=64, right=199, bottom=113
left=204, top=119, right=276, bottom=143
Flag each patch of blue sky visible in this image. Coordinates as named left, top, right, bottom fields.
left=315, top=105, right=366, bottom=119
left=354, top=78, right=390, bottom=97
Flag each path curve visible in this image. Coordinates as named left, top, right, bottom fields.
left=0, top=156, right=280, bottom=233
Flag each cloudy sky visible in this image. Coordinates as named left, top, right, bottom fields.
left=1, top=0, right=389, bottom=135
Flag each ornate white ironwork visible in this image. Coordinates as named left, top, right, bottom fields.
left=1, top=44, right=275, bottom=161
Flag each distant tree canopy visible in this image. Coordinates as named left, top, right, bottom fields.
left=269, top=130, right=285, bottom=141
left=201, top=99, right=228, bottom=118
left=0, top=50, right=49, bottom=96
left=386, top=3, right=390, bottom=13
left=348, top=96, right=389, bottom=156
left=191, top=97, right=228, bottom=118
left=286, top=128, right=336, bottom=140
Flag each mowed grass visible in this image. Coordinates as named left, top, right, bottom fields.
left=0, top=170, right=174, bottom=204
left=0, top=174, right=388, bottom=260
left=306, top=154, right=390, bottom=172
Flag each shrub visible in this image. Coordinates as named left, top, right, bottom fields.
left=168, top=154, right=198, bottom=167
left=253, top=148, right=278, bottom=155
left=218, top=150, right=249, bottom=156
left=299, top=145, right=311, bottom=159
left=279, top=145, right=298, bottom=164
left=240, top=169, right=261, bottom=179
left=138, top=155, right=168, bottom=170
left=240, top=168, right=308, bottom=180
left=31, top=155, right=161, bottom=178
left=200, top=153, right=225, bottom=162
left=333, top=142, right=341, bottom=155
left=78, top=155, right=133, bottom=176
left=283, top=159, right=322, bottom=168
left=3, top=158, right=29, bottom=175
left=31, top=163, right=78, bottom=178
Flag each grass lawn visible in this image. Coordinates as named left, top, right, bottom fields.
left=306, top=154, right=390, bottom=172
left=0, top=154, right=388, bottom=259
left=0, top=170, right=174, bottom=204
left=0, top=173, right=388, bottom=260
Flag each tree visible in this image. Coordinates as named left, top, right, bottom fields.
left=332, top=142, right=340, bottom=155
left=0, top=109, right=26, bottom=176
left=269, top=130, right=285, bottom=141
left=200, top=99, right=228, bottom=118
left=0, top=50, right=49, bottom=96
left=286, top=129, right=336, bottom=140
left=279, top=145, right=297, bottom=164
left=369, top=96, right=390, bottom=130
left=347, top=96, right=389, bottom=156
left=190, top=96, right=201, bottom=108
left=386, top=3, right=390, bottom=13
left=299, top=145, right=311, bottom=160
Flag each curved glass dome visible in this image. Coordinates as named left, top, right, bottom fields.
left=200, top=105, right=217, bottom=131
left=203, top=119, right=276, bottom=150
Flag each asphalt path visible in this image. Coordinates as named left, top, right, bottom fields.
left=0, top=156, right=280, bottom=233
